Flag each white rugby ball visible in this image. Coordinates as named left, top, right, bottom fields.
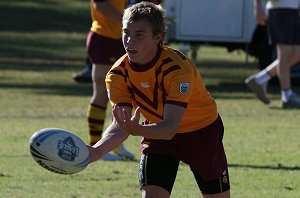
left=29, top=128, right=90, bottom=174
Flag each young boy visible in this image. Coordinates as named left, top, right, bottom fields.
left=88, top=2, right=231, bottom=197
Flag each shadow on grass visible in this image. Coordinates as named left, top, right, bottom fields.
left=0, top=0, right=89, bottom=62
left=0, top=58, right=84, bottom=71
left=229, top=163, right=300, bottom=171
left=0, top=1, right=90, bottom=33
left=207, top=82, right=280, bottom=100
left=0, top=82, right=92, bottom=96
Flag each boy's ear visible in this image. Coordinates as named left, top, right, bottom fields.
left=155, top=32, right=163, bottom=44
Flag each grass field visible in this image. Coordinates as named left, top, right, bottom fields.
left=1, top=1, right=300, bottom=197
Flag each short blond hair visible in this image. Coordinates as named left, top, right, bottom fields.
left=123, top=1, right=166, bottom=45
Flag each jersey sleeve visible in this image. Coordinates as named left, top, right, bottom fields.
left=164, top=61, right=195, bottom=108
left=106, top=67, right=133, bottom=107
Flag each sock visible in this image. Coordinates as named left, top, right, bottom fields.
left=281, top=89, right=293, bottom=103
left=87, top=104, right=106, bottom=146
left=255, top=70, right=271, bottom=85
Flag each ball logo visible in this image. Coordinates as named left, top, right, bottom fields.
left=57, top=137, right=79, bottom=161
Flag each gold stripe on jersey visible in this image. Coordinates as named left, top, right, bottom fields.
left=90, top=0, right=127, bottom=39
left=106, top=46, right=218, bottom=133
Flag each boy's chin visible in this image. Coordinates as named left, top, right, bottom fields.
left=128, top=56, right=138, bottom=63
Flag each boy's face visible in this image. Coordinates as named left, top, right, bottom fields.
left=122, top=19, right=163, bottom=65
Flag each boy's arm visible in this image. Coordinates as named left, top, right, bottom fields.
left=253, top=0, right=267, bottom=25
left=88, top=119, right=129, bottom=163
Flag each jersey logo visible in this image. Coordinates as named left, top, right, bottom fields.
left=179, top=82, right=189, bottom=95
left=141, top=82, right=150, bottom=88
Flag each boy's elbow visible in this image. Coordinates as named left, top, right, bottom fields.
left=164, top=131, right=176, bottom=140
left=164, top=121, right=180, bottom=140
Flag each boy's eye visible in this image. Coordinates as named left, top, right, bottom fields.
left=136, top=33, right=144, bottom=38
left=123, top=29, right=129, bottom=34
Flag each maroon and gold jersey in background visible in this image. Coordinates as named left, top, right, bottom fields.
left=91, top=0, right=128, bottom=39
left=106, top=46, right=218, bottom=133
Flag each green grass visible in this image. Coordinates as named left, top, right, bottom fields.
left=1, top=1, right=300, bottom=197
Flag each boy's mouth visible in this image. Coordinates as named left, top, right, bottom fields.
left=127, top=48, right=138, bottom=54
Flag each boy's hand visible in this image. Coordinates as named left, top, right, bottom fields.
left=113, top=105, right=141, bottom=136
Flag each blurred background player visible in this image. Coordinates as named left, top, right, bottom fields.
left=72, top=0, right=162, bottom=84
left=85, top=0, right=134, bottom=161
left=245, top=0, right=300, bottom=108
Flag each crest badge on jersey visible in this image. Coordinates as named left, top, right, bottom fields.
left=179, top=82, right=189, bottom=95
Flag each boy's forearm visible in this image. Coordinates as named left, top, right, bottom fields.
left=89, top=126, right=129, bottom=163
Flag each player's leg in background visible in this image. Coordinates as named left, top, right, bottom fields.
left=73, top=56, right=93, bottom=83
left=87, top=63, right=111, bottom=146
left=277, top=44, right=300, bottom=108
